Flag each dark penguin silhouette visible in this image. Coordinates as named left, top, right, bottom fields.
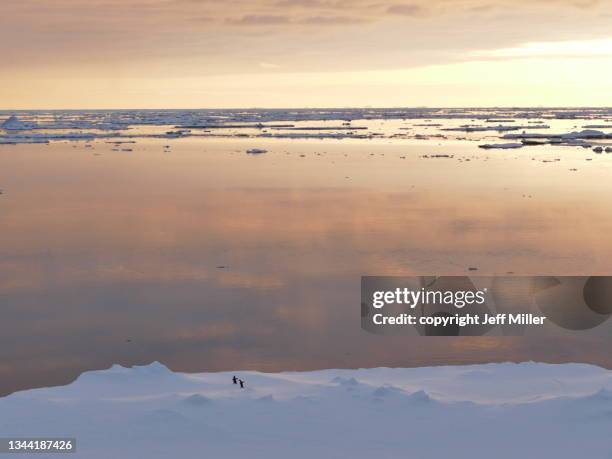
left=239, top=379, right=245, bottom=389
left=232, top=376, right=237, bottom=385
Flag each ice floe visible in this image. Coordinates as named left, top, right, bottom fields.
left=478, top=142, right=524, bottom=149
left=1, top=361, right=611, bottom=459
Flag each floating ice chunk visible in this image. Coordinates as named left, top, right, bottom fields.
left=0, top=137, right=49, bottom=145
left=443, top=125, right=548, bottom=132
left=246, top=148, right=268, bottom=154
left=562, top=129, right=609, bottom=139
left=164, top=129, right=191, bottom=138
left=1, top=115, right=38, bottom=130
left=560, top=140, right=592, bottom=147
left=478, top=143, right=524, bottom=149
left=503, top=129, right=611, bottom=142
left=521, top=139, right=547, bottom=145
left=270, top=126, right=368, bottom=131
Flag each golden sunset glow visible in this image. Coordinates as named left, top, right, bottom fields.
left=1, top=0, right=611, bottom=108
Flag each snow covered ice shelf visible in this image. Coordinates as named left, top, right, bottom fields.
left=1, top=361, right=611, bottom=458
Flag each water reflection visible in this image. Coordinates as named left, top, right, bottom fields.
left=1, top=137, right=612, bottom=396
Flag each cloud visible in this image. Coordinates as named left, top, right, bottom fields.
left=298, top=15, right=366, bottom=25
left=275, top=0, right=327, bottom=7
left=473, top=37, right=612, bottom=59
left=0, top=0, right=610, bottom=83
left=387, top=3, right=425, bottom=16
left=226, top=12, right=365, bottom=26
left=228, top=14, right=291, bottom=25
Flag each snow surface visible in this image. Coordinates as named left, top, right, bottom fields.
left=1, top=362, right=611, bottom=458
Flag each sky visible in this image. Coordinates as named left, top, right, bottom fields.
left=0, top=0, right=611, bottom=108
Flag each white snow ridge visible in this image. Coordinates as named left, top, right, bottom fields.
left=1, top=362, right=611, bottom=458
